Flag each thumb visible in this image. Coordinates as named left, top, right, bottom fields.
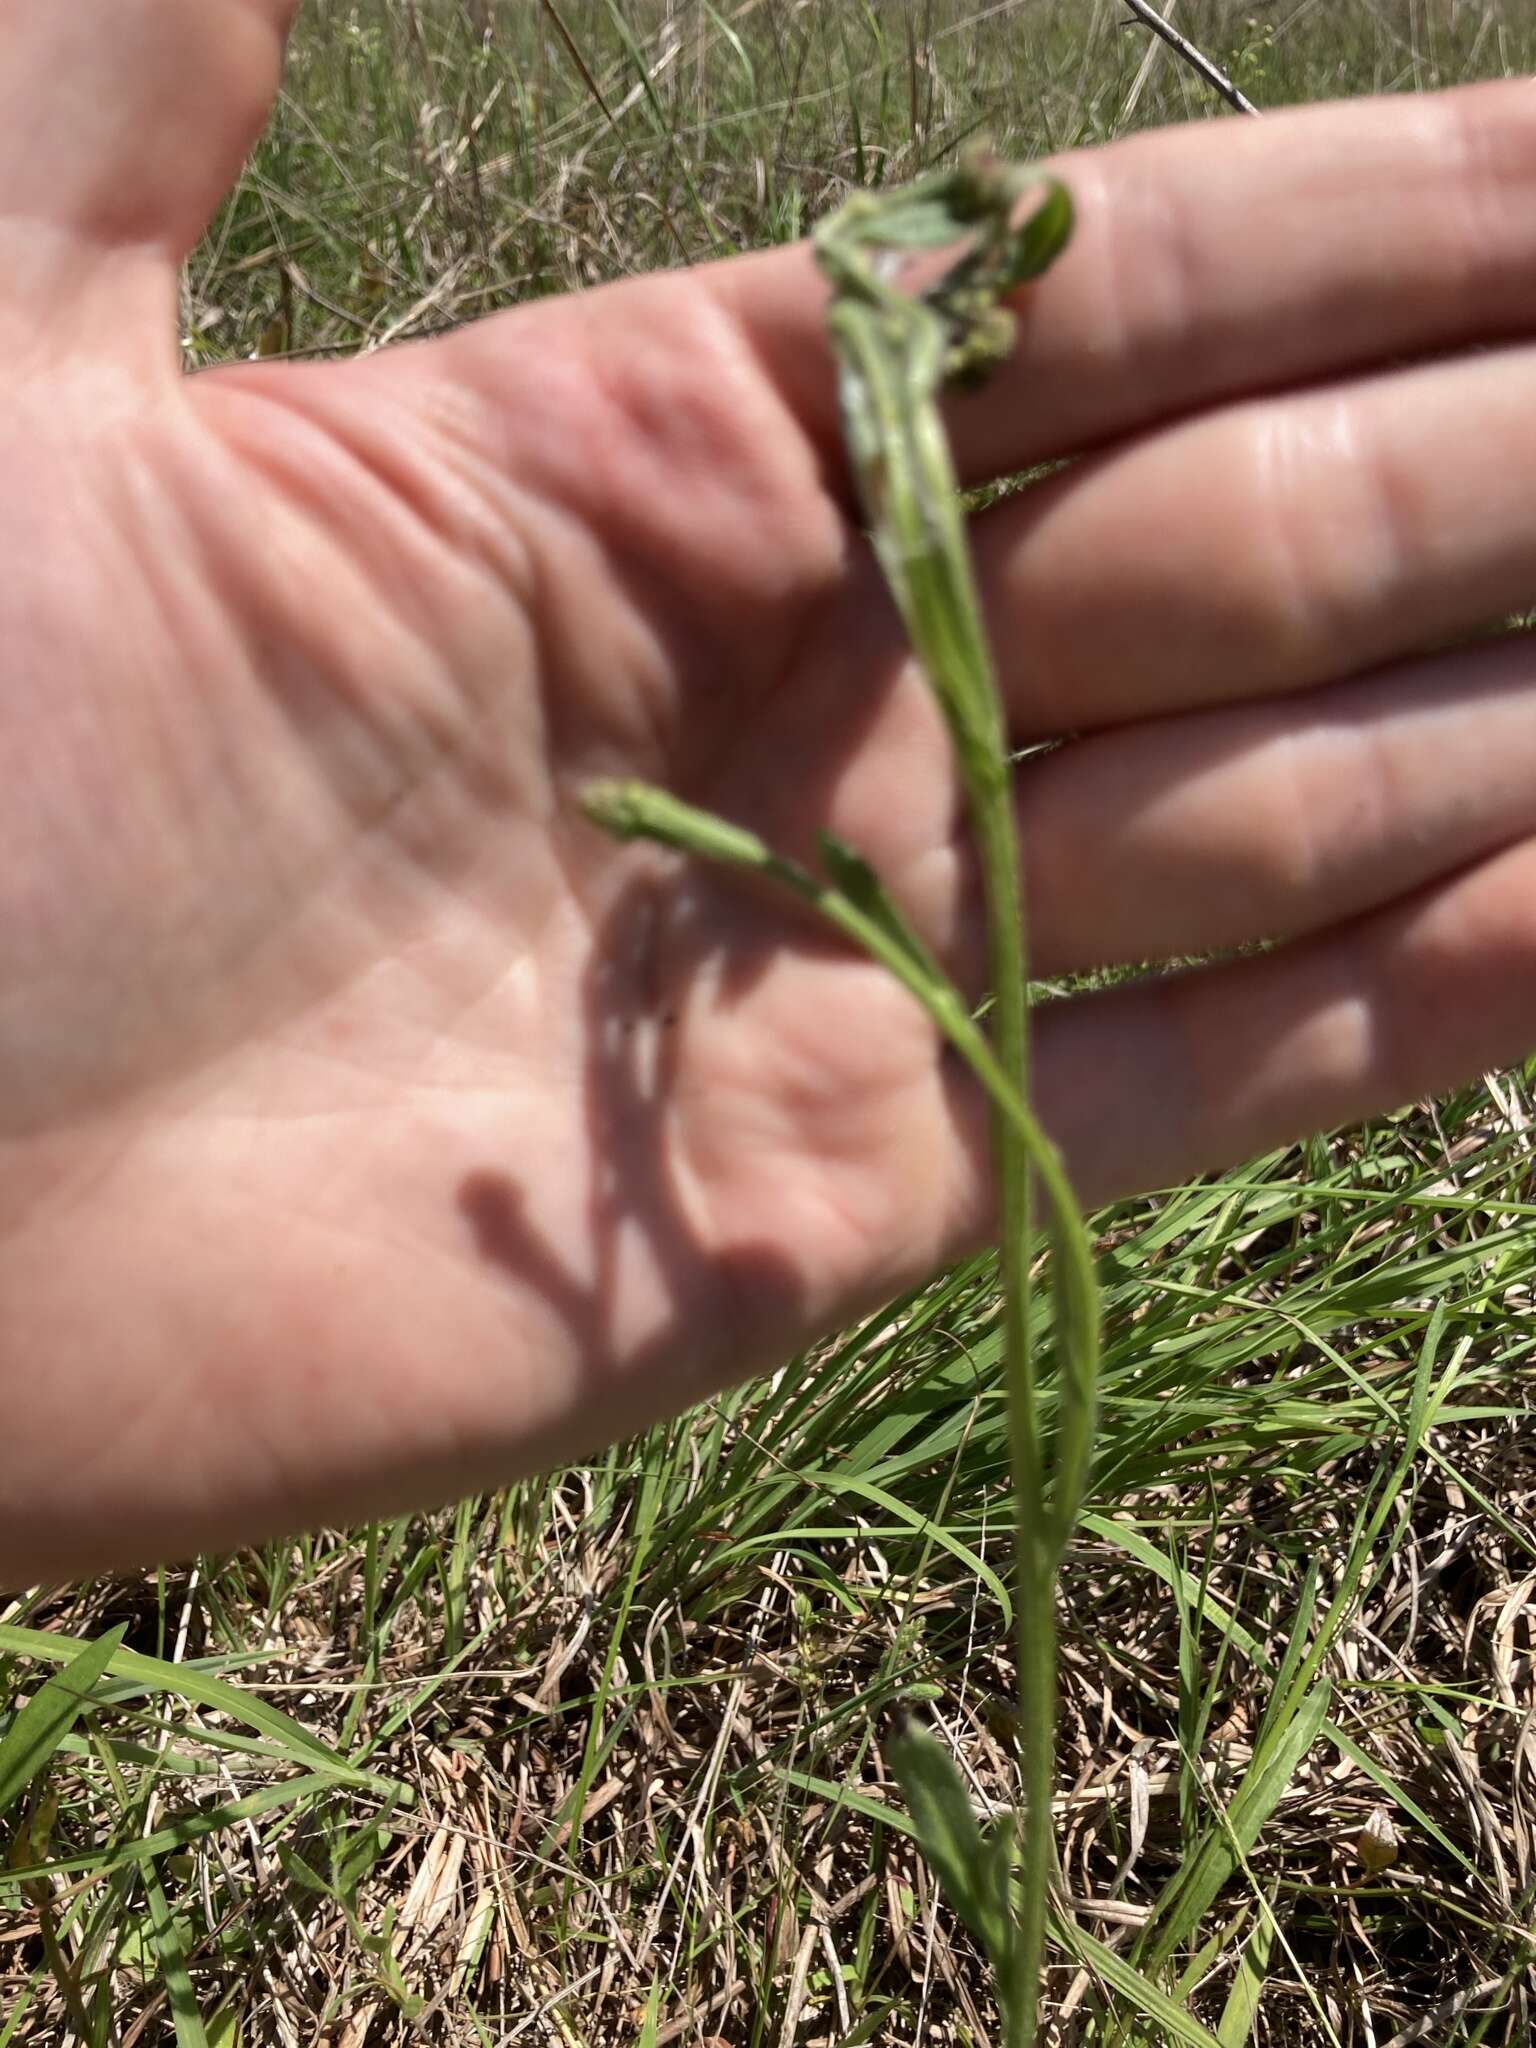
left=0, top=0, right=296, bottom=331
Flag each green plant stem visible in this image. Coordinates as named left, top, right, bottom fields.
left=816, top=167, right=1073, bottom=2044
left=972, top=783, right=1051, bottom=2048
left=583, top=776, right=1081, bottom=2041
left=587, top=156, right=1094, bottom=2047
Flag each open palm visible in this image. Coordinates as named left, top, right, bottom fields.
left=8, top=2, right=1536, bottom=1580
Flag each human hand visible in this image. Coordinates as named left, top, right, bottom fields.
left=5, top=3, right=1536, bottom=1579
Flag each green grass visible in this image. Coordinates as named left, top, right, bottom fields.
left=10, top=2, right=1536, bottom=2043
left=187, top=0, right=1536, bottom=364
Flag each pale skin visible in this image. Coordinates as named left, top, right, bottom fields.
left=5, top=4, right=1536, bottom=1585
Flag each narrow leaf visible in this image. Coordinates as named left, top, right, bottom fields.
left=5, top=1771, right=345, bottom=1883
left=1001, top=178, right=1075, bottom=286
left=0, top=1623, right=392, bottom=1791
left=206, top=2007, right=243, bottom=2048
left=1143, top=1680, right=1331, bottom=1969
left=0, top=1625, right=125, bottom=1821
left=1217, top=1907, right=1277, bottom=2046
left=636, top=1982, right=661, bottom=2048
left=144, top=1862, right=209, bottom=2048
left=886, top=1720, right=992, bottom=1954
left=1253, top=1558, right=1319, bottom=1751
left=817, top=832, right=945, bottom=982
left=1056, top=1914, right=1225, bottom=2048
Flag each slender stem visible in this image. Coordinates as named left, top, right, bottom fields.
left=588, top=157, right=1097, bottom=2046
left=971, top=775, right=1052, bottom=2047
left=584, top=773, right=1082, bottom=2040
left=835, top=181, right=1065, bottom=2030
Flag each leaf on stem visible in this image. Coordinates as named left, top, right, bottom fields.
left=999, top=179, right=1075, bottom=289
left=887, top=1717, right=1007, bottom=1961
left=817, top=833, right=945, bottom=983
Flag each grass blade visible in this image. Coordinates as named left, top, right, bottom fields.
left=636, top=1981, right=661, bottom=2047
left=1139, top=1678, right=1332, bottom=1973
left=0, top=1625, right=125, bottom=1820
left=1055, top=1914, right=1225, bottom=2047
left=0, top=1624, right=400, bottom=1794
left=1217, top=1905, right=1277, bottom=2047
left=144, top=1861, right=210, bottom=2048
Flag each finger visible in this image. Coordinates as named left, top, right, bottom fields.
left=1017, top=635, right=1536, bottom=976
left=713, top=79, right=1536, bottom=488
left=973, top=339, right=1536, bottom=737
left=0, top=1, right=296, bottom=320
left=1029, top=831, right=1536, bottom=1212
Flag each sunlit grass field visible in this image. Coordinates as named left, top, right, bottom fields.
left=8, top=3, right=1536, bottom=2043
